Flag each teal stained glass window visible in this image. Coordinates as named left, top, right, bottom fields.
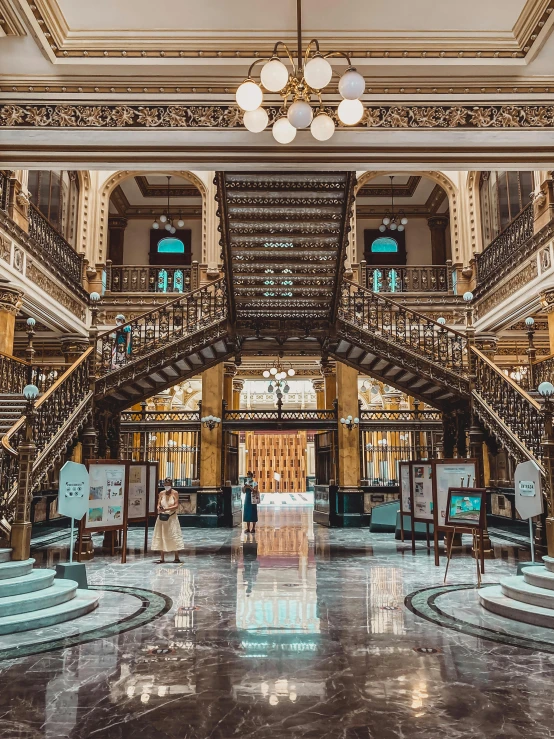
left=157, top=237, right=185, bottom=254
left=371, top=237, right=398, bottom=253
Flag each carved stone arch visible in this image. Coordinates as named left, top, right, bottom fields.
left=97, top=170, right=207, bottom=264
left=76, top=170, right=92, bottom=259
left=356, top=170, right=460, bottom=264
left=466, top=171, right=484, bottom=256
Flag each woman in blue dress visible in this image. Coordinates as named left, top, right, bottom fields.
left=243, top=470, right=258, bottom=534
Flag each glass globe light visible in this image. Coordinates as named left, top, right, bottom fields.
left=340, top=417, right=346, bottom=424
left=263, top=370, right=270, bottom=378
left=397, top=225, right=404, bottom=232
left=337, top=98, right=364, bottom=125
left=283, top=384, right=290, bottom=393
left=390, top=222, right=398, bottom=231
left=379, top=224, right=386, bottom=232
left=270, top=367, right=278, bottom=375
left=165, top=223, right=172, bottom=231
left=272, top=117, right=297, bottom=144
left=26, top=317, right=36, bottom=327
left=525, top=316, right=535, bottom=327
left=539, top=381, right=554, bottom=398
left=89, top=291, right=101, bottom=303
left=354, top=417, right=359, bottom=424
left=159, top=214, right=167, bottom=223
left=463, top=291, right=474, bottom=302
left=244, top=106, right=269, bottom=133
left=152, top=221, right=159, bottom=229
left=177, top=219, right=185, bottom=228
left=287, top=100, right=313, bottom=129
left=23, top=384, right=39, bottom=401
left=268, top=384, right=274, bottom=393
left=382, top=217, right=391, bottom=225
left=338, top=68, right=366, bottom=99
left=437, top=317, right=446, bottom=325
left=287, top=368, right=295, bottom=376
left=170, top=226, right=176, bottom=234
left=310, top=112, right=335, bottom=141
left=304, top=55, right=333, bottom=89
left=260, top=58, right=289, bottom=92
left=236, top=79, right=263, bottom=111
left=401, top=217, right=408, bottom=225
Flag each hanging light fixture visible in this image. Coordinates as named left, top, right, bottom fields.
left=379, top=176, right=409, bottom=233
left=261, top=358, right=295, bottom=398
left=152, top=176, right=178, bottom=233
left=235, top=0, right=366, bottom=144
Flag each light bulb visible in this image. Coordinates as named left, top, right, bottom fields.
left=177, top=219, right=184, bottom=228
left=390, top=222, right=397, bottom=231
left=268, top=384, right=274, bottom=393
left=340, top=418, right=346, bottom=424
left=236, top=80, right=263, bottom=111
left=272, top=117, right=297, bottom=144
left=354, top=417, right=359, bottom=424
left=283, top=384, right=290, bottom=393
left=304, top=56, right=333, bottom=89
left=379, top=224, right=386, bottom=232
left=437, top=317, right=446, bottom=325
left=152, top=221, right=159, bottom=229
left=244, top=106, right=269, bottom=133
left=270, top=367, right=278, bottom=375
left=260, top=58, right=289, bottom=92
left=310, top=112, right=335, bottom=141
left=159, top=214, right=167, bottom=223
left=463, top=291, right=474, bottom=302
left=287, top=368, right=295, bottom=376
left=525, top=316, right=535, bottom=327
left=397, top=225, right=404, bottom=232
left=401, top=217, right=408, bottom=225
left=539, top=381, right=554, bottom=397
left=382, top=217, right=390, bottom=225
left=165, top=223, right=172, bottom=231
left=338, top=98, right=364, bottom=125
left=287, top=100, right=313, bottom=129
left=338, top=68, right=365, bottom=99
left=263, top=370, right=270, bottom=378
left=170, top=226, right=176, bottom=234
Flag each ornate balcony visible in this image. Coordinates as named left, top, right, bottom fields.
left=28, top=203, right=83, bottom=286
left=360, top=261, right=452, bottom=294
left=105, top=261, right=199, bottom=294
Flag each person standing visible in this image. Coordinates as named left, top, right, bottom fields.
left=243, top=470, right=259, bottom=534
left=152, top=477, right=184, bottom=563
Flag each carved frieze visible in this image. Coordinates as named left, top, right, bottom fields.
left=26, top=261, right=86, bottom=321
left=0, top=280, right=24, bottom=315
left=475, top=261, right=538, bottom=319
left=540, top=288, right=554, bottom=314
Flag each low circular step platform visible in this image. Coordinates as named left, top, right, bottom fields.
left=479, top=585, right=554, bottom=629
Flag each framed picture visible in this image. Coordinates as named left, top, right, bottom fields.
left=444, top=488, right=486, bottom=529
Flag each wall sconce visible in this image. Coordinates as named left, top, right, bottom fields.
left=201, top=415, right=221, bottom=430
left=340, top=414, right=359, bottom=430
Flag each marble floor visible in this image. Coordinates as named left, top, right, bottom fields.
left=0, top=507, right=552, bottom=739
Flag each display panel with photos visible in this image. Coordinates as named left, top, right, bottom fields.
left=399, top=462, right=411, bottom=513
left=444, top=488, right=485, bottom=529
left=85, top=462, right=127, bottom=530
left=127, top=463, right=148, bottom=521
left=410, top=462, right=434, bottom=521
left=148, top=462, right=159, bottom=514
left=434, top=460, right=477, bottom=527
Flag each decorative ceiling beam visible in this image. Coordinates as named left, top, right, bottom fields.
left=358, top=176, right=421, bottom=198
left=0, top=0, right=26, bottom=35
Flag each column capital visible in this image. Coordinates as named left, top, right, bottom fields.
left=312, top=378, right=325, bottom=393
left=427, top=214, right=449, bottom=230
left=232, top=378, right=244, bottom=393
left=224, top=362, right=237, bottom=378
left=541, top=289, right=554, bottom=314
left=0, top=278, right=24, bottom=316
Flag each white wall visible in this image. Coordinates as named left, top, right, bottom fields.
left=121, top=218, right=202, bottom=264
left=356, top=218, right=439, bottom=264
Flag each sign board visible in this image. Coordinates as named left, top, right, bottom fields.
left=399, top=462, right=411, bottom=513
left=434, top=461, right=477, bottom=527
left=514, top=460, right=544, bottom=520
left=58, top=461, right=89, bottom=520
left=85, top=462, right=127, bottom=530
left=410, top=462, right=434, bottom=521
left=127, top=463, right=148, bottom=520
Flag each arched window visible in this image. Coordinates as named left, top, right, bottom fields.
left=27, top=170, right=80, bottom=245
left=371, top=236, right=398, bottom=253
left=157, top=237, right=185, bottom=254
left=479, top=171, right=534, bottom=247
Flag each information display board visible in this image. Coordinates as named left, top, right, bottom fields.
left=398, top=461, right=412, bottom=543
left=410, top=462, right=434, bottom=521
left=127, top=463, right=148, bottom=521
left=432, top=458, right=478, bottom=567
left=148, top=461, right=159, bottom=515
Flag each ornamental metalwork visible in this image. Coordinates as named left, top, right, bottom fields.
left=6, top=104, right=554, bottom=130
left=361, top=264, right=451, bottom=294
left=106, top=263, right=197, bottom=294
left=28, top=203, right=83, bottom=285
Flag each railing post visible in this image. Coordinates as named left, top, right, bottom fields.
left=360, top=260, right=367, bottom=289
left=525, top=316, right=536, bottom=391
left=10, top=392, right=37, bottom=561
left=105, top=259, right=113, bottom=292
left=540, top=390, right=554, bottom=557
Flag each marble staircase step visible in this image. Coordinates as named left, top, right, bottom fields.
left=0, top=549, right=12, bottom=564
left=542, top=555, right=554, bottom=573
left=0, top=589, right=99, bottom=635
left=0, top=568, right=55, bottom=598
left=523, top=566, right=554, bottom=590
left=0, top=578, right=77, bottom=618
left=501, top=575, right=554, bottom=609
left=479, top=584, right=554, bottom=629
left=0, top=558, right=34, bottom=580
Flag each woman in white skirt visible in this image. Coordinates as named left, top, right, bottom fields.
left=152, top=477, right=184, bottom=563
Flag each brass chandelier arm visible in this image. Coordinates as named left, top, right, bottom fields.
left=247, top=57, right=273, bottom=80
left=323, top=50, right=353, bottom=67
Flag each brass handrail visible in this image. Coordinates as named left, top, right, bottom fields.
left=471, top=346, right=542, bottom=410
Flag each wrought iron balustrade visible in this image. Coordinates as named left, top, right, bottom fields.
left=105, top=262, right=198, bottom=294
left=120, top=410, right=200, bottom=426
left=471, top=346, right=544, bottom=465
left=0, top=352, right=66, bottom=395
left=533, top=353, right=554, bottom=390
left=0, top=171, right=10, bottom=214
left=359, top=409, right=442, bottom=426
left=360, top=263, right=451, bottom=293
left=338, top=280, right=468, bottom=375
left=474, top=202, right=534, bottom=289
left=0, top=349, right=93, bottom=531
left=95, top=278, right=227, bottom=378
left=223, top=409, right=337, bottom=424
left=28, top=203, right=83, bottom=286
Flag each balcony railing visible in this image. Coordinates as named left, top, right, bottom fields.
left=28, top=203, right=83, bottom=286
left=0, top=171, right=10, bottom=214
left=360, top=262, right=451, bottom=293
left=0, top=351, right=66, bottom=395
left=105, top=262, right=199, bottom=293
left=474, top=202, right=535, bottom=291
left=533, top=354, right=554, bottom=390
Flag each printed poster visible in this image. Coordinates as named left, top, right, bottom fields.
left=148, top=463, right=158, bottom=514
left=400, top=463, right=411, bottom=512
left=411, top=463, right=434, bottom=521
left=85, top=463, right=127, bottom=529
left=435, top=461, right=477, bottom=526
left=128, top=464, right=147, bottom=519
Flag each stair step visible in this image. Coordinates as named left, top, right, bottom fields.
left=479, top=584, right=554, bottom=629
left=523, top=566, right=554, bottom=590
left=0, top=589, right=99, bottom=635
left=500, top=575, right=554, bottom=609
left=0, top=558, right=34, bottom=580
left=0, top=549, right=12, bottom=564
left=0, top=578, right=77, bottom=618
left=543, top=555, right=554, bottom=573
left=0, top=568, right=55, bottom=597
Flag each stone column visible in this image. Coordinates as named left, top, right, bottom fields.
left=107, top=216, right=128, bottom=265
left=199, top=363, right=224, bottom=492
left=336, top=360, right=361, bottom=493
left=540, top=289, right=554, bottom=354
left=322, top=364, right=337, bottom=409
left=0, top=278, right=24, bottom=355
left=60, top=335, right=90, bottom=367
left=223, top=363, right=236, bottom=409
left=8, top=171, right=30, bottom=233
left=427, top=215, right=449, bottom=264
left=232, top=378, right=244, bottom=411
left=312, top=378, right=325, bottom=410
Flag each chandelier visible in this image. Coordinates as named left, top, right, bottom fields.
left=234, top=0, right=366, bottom=144
left=152, top=176, right=185, bottom=233
left=262, top=359, right=296, bottom=398
left=379, top=177, right=408, bottom=233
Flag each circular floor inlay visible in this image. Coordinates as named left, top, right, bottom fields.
left=0, top=585, right=172, bottom=662
left=405, top=584, right=554, bottom=654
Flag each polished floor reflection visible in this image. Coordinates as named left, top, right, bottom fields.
left=0, top=507, right=552, bottom=738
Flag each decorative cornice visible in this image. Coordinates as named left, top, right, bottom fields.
left=5, top=103, right=554, bottom=130
left=358, top=176, right=421, bottom=198
left=134, top=176, right=200, bottom=198
left=16, top=0, right=554, bottom=61
left=0, top=0, right=26, bottom=36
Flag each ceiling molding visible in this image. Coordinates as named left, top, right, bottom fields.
left=134, top=175, right=200, bottom=198
left=110, top=184, right=201, bottom=218
left=14, top=0, right=554, bottom=62
left=426, top=184, right=448, bottom=214
left=0, top=0, right=26, bottom=35
left=358, top=176, right=421, bottom=198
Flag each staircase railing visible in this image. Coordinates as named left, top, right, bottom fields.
left=360, top=262, right=452, bottom=294
left=0, top=348, right=93, bottom=533
left=0, top=351, right=66, bottom=394
left=28, top=202, right=84, bottom=286
left=95, top=278, right=227, bottom=378
left=533, top=353, right=554, bottom=390
left=338, top=280, right=468, bottom=376
left=471, top=346, right=544, bottom=466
